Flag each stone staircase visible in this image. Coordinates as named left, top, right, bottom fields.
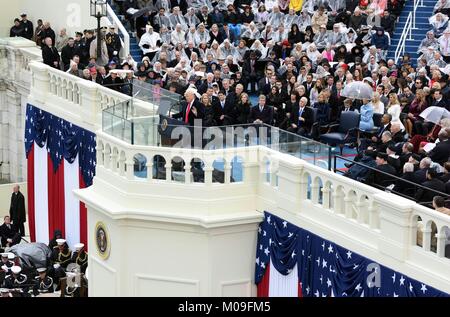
left=387, top=0, right=437, bottom=62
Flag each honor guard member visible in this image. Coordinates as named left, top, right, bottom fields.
left=1, top=253, right=14, bottom=272
left=51, top=239, right=72, bottom=269
left=4, top=266, right=27, bottom=289
left=0, top=253, right=14, bottom=285
left=33, top=267, right=54, bottom=295
left=71, top=243, right=88, bottom=273
left=64, top=272, right=80, bottom=297
left=105, top=25, right=122, bottom=60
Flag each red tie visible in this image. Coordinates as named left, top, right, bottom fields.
left=185, top=102, right=191, bottom=124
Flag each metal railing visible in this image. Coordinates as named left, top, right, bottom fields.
left=394, top=0, right=426, bottom=63
left=106, top=3, right=130, bottom=58
left=394, top=11, right=413, bottom=63
left=413, top=0, right=425, bottom=29
left=334, top=155, right=450, bottom=205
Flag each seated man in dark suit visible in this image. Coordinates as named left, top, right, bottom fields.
left=415, top=168, right=446, bottom=203
left=249, top=95, right=274, bottom=125
left=370, top=113, right=392, bottom=146
left=286, top=96, right=314, bottom=136
left=368, top=152, right=397, bottom=187
left=392, top=162, right=418, bottom=198
left=0, top=216, right=20, bottom=248
left=428, top=129, right=450, bottom=166
left=414, top=157, right=432, bottom=184
left=376, top=131, right=395, bottom=154
left=386, top=145, right=402, bottom=174
left=399, top=142, right=414, bottom=166
left=390, top=122, right=406, bottom=144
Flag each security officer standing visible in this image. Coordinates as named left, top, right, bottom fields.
left=20, top=13, right=34, bottom=40
left=105, top=25, right=122, bottom=61
left=9, top=184, right=26, bottom=237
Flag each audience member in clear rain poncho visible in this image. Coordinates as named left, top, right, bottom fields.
left=439, top=29, right=450, bottom=62
left=314, top=24, right=329, bottom=51
left=434, top=0, right=450, bottom=15
left=430, top=12, right=449, bottom=37
left=267, top=5, right=285, bottom=28
left=418, top=30, right=441, bottom=54
left=170, top=6, right=188, bottom=30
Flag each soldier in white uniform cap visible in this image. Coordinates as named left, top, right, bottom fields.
left=33, top=267, right=54, bottom=295
left=71, top=243, right=88, bottom=273
left=4, top=265, right=27, bottom=289
left=51, top=239, right=72, bottom=269
left=1, top=253, right=14, bottom=272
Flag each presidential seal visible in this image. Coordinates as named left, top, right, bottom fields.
left=95, top=222, right=110, bottom=260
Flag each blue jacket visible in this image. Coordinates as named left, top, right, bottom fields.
left=371, top=29, right=389, bottom=50
left=347, top=156, right=377, bottom=181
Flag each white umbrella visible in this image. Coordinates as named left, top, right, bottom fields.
left=419, top=106, right=450, bottom=124
left=341, top=81, right=374, bottom=100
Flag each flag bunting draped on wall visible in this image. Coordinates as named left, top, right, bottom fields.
left=25, top=104, right=96, bottom=250
left=255, top=211, right=449, bottom=297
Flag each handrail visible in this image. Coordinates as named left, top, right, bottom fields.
left=413, top=0, right=424, bottom=29
left=394, top=11, right=413, bottom=63
left=333, top=155, right=450, bottom=204
left=106, top=3, right=130, bottom=58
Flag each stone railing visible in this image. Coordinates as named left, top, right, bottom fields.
left=28, top=61, right=132, bottom=132
left=96, top=131, right=450, bottom=293
left=0, top=37, right=42, bottom=88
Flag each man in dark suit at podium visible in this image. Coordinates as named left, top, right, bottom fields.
left=249, top=95, right=273, bottom=125
left=172, top=88, right=205, bottom=126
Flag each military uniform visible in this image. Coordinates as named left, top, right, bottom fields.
left=51, top=247, right=72, bottom=269
left=105, top=31, right=122, bottom=60
left=4, top=273, right=27, bottom=289
left=0, top=258, right=15, bottom=285
left=71, top=250, right=88, bottom=273
left=33, top=276, right=54, bottom=294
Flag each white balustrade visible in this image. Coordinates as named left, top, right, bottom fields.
left=95, top=131, right=450, bottom=292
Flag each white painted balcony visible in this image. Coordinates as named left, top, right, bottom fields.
left=89, top=131, right=450, bottom=294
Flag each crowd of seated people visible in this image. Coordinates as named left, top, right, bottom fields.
left=10, top=1, right=450, bottom=207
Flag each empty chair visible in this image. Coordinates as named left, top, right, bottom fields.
left=320, top=111, right=360, bottom=154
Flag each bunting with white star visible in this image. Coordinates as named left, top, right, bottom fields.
left=255, top=212, right=449, bottom=297
left=25, top=104, right=96, bottom=250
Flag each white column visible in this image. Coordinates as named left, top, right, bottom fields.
left=376, top=193, right=415, bottom=261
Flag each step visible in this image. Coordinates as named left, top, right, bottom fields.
left=391, top=39, right=423, bottom=44
left=398, top=16, right=430, bottom=23
left=395, top=23, right=431, bottom=29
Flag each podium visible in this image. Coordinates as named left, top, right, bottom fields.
left=158, top=115, right=188, bottom=147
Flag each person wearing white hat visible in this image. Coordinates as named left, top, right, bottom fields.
left=4, top=266, right=27, bottom=289
left=51, top=239, right=72, bottom=269
left=71, top=243, right=88, bottom=273
left=33, top=267, right=54, bottom=295
left=0, top=253, right=14, bottom=273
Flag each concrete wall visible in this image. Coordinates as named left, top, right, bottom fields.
left=0, top=0, right=21, bottom=37
left=0, top=182, right=28, bottom=236
left=21, top=0, right=110, bottom=39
